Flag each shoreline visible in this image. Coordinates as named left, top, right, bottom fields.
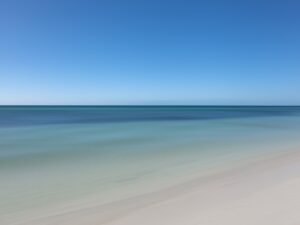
left=109, top=148, right=300, bottom=225
left=12, top=147, right=300, bottom=225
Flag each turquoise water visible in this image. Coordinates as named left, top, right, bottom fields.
left=1, top=106, right=300, bottom=224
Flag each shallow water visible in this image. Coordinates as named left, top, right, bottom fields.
left=1, top=106, right=300, bottom=224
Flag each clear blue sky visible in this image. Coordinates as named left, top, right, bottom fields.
left=1, top=0, right=300, bottom=105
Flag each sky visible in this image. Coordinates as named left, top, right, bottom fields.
left=1, top=0, right=300, bottom=105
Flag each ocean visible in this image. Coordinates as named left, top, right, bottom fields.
left=1, top=106, right=300, bottom=224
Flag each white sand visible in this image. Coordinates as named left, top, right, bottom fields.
left=9, top=149, right=300, bottom=225
left=108, top=150, right=300, bottom=225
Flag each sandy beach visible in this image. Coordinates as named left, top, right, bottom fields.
left=10, top=148, right=300, bottom=225
left=108, top=149, right=300, bottom=225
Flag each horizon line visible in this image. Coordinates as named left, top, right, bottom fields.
left=1, top=104, right=300, bottom=107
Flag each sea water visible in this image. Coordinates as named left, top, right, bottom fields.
left=1, top=106, right=300, bottom=224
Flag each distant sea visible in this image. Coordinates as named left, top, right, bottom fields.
left=1, top=106, right=300, bottom=224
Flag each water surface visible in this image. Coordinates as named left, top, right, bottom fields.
left=1, top=106, right=300, bottom=224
